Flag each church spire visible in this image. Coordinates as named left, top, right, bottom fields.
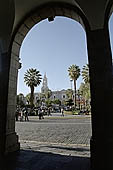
left=44, top=72, right=47, bottom=79
left=41, top=73, right=49, bottom=93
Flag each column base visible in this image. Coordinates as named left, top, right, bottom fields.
left=5, top=132, right=20, bottom=154
left=90, top=137, right=113, bottom=170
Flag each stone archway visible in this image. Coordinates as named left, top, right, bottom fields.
left=6, top=3, right=89, bottom=154
left=1, top=0, right=113, bottom=170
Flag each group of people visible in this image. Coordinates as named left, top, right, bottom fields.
left=38, top=107, right=52, bottom=120
left=15, top=107, right=29, bottom=121
left=15, top=106, right=64, bottom=121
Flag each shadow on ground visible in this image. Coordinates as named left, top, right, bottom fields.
left=45, top=145, right=90, bottom=152
left=3, top=148, right=90, bottom=170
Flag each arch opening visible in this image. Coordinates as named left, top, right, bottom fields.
left=109, top=12, right=113, bottom=58
left=6, top=5, right=91, bottom=164
left=15, top=16, right=91, bottom=154
left=109, top=12, right=113, bottom=86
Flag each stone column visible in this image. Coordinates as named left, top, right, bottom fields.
left=0, top=43, right=20, bottom=157
left=86, top=28, right=113, bottom=170
left=0, top=0, right=20, bottom=157
left=5, top=51, right=20, bottom=154
left=0, top=51, right=10, bottom=157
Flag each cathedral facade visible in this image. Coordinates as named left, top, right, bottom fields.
left=34, top=73, right=68, bottom=103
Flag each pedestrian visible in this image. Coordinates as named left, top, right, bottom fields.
left=48, top=107, right=52, bottom=116
left=41, top=109, right=44, bottom=119
left=38, top=109, right=42, bottom=120
left=61, top=108, right=64, bottom=116
left=20, top=109, right=24, bottom=121
left=24, top=107, right=29, bottom=121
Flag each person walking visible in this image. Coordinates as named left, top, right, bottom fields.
left=20, top=109, right=24, bottom=121
left=41, top=109, right=45, bottom=119
left=24, top=107, right=29, bottom=121
left=15, top=108, right=19, bottom=121
left=38, top=108, right=42, bottom=120
left=48, top=107, right=52, bottom=116
left=61, top=108, right=64, bottom=116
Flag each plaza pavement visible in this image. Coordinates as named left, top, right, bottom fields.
left=5, top=114, right=91, bottom=170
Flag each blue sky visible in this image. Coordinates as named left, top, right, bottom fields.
left=17, top=15, right=113, bottom=96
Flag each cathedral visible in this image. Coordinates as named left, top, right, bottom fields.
left=34, top=73, right=68, bottom=103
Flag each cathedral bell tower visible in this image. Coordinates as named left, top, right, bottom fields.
left=41, top=73, right=49, bottom=93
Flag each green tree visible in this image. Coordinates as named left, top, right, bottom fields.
left=52, top=99, right=61, bottom=105
left=66, top=89, right=73, bottom=100
left=25, top=93, right=30, bottom=104
left=65, top=99, right=74, bottom=107
left=80, top=64, right=91, bottom=111
left=82, top=64, right=90, bottom=84
left=45, top=89, right=52, bottom=99
left=79, top=82, right=90, bottom=110
left=45, top=99, right=52, bottom=107
left=17, top=93, right=25, bottom=107
left=81, top=64, right=90, bottom=101
left=24, top=68, right=42, bottom=108
left=68, top=64, right=80, bottom=108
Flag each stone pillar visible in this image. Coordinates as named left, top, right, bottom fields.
left=0, top=47, right=20, bottom=157
left=0, top=0, right=20, bottom=156
left=0, top=52, right=10, bottom=157
left=5, top=51, right=20, bottom=154
left=86, top=28, right=113, bottom=170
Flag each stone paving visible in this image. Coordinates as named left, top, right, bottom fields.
left=16, top=115, right=91, bottom=146
left=5, top=115, right=91, bottom=170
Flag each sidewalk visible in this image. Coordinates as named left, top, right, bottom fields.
left=5, top=141, right=90, bottom=170
left=6, top=115, right=91, bottom=170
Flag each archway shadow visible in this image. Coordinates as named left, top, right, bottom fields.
left=4, top=148, right=90, bottom=170
left=43, top=145, right=90, bottom=152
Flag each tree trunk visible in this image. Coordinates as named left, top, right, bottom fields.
left=30, top=86, right=34, bottom=108
left=74, top=79, right=76, bottom=108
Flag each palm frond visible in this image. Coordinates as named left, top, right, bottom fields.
left=68, top=64, right=80, bottom=81
left=82, top=64, right=89, bottom=84
left=24, top=68, right=42, bottom=87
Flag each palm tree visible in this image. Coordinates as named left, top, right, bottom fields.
left=81, top=64, right=90, bottom=111
left=81, top=64, right=90, bottom=101
left=81, top=64, right=89, bottom=84
left=24, top=68, right=42, bottom=108
left=68, top=64, right=80, bottom=108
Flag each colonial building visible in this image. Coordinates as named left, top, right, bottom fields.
left=50, top=89, right=67, bottom=101
left=34, top=73, right=68, bottom=104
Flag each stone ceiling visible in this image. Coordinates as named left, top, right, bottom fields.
left=14, top=0, right=113, bottom=31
